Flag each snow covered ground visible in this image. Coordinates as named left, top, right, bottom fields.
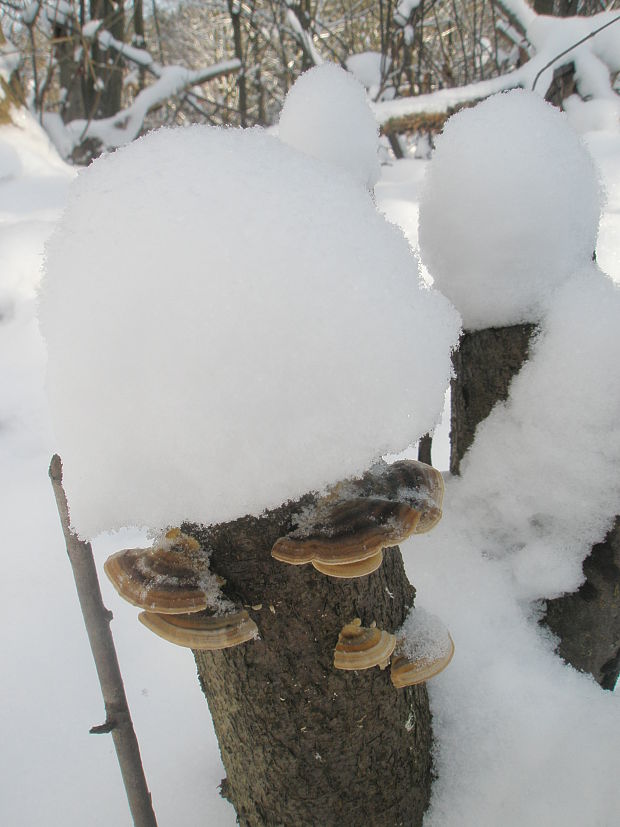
left=1, top=102, right=619, bottom=826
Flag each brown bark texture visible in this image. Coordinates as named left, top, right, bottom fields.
left=185, top=496, right=433, bottom=827
left=545, top=518, right=620, bottom=690
left=450, top=326, right=620, bottom=690
left=450, top=324, right=536, bottom=475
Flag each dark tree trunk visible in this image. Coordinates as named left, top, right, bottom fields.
left=54, top=24, right=87, bottom=122
left=450, top=324, right=536, bottom=475
left=545, top=62, right=576, bottom=109
left=417, top=433, right=433, bottom=466
left=228, top=0, right=248, bottom=127
left=534, top=0, right=555, bottom=14
left=450, top=325, right=620, bottom=690
left=87, top=0, right=125, bottom=119
left=545, top=518, right=620, bottom=690
left=185, top=495, right=433, bottom=827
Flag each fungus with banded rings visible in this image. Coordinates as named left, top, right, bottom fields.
left=391, top=607, right=455, bottom=689
left=271, top=459, right=444, bottom=579
left=139, top=609, right=259, bottom=651
left=334, top=618, right=396, bottom=671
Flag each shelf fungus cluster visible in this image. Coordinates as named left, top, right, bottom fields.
left=104, top=528, right=258, bottom=651
left=333, top=614, right=454, bottom=689
left=271, top=459, right=444, bottom=579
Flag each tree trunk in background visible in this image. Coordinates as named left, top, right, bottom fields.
left=228, top=0, right=248, bottom=127
left=533, top=0, right=554, bottom=14
left=87, top=0, right=125, bottom=119
left=545, top=519, right=620, bottom=690
left=449, top=324, right=536, bottom=475
left=450, top=325, right=620, bottom=691
left=185, top=495, right=433, bottom=827
left=544, top=63, right=576, bottom=109
left=0, top=28, right=24, bottom=125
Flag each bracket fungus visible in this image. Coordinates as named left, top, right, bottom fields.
left=138, top=609, right=259, bottom=650
left=104, top=529, right=259, bottom=651
left=391, top=608, right=455, bottom=689
left=334, top=618, right=396, bottom=671
left=104, top=529, right=213, bottom=614
left=271, top=460, right=444, bottom=577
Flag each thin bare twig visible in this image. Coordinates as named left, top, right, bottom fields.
left=532, top=12, right=620, bottom=90
left=49, top=455, right=158, bottom=827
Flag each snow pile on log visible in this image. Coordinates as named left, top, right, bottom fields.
left=40, top=118, right=459, bottom=538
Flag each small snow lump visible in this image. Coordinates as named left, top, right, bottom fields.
left=278, top=63, right=381, bottom=188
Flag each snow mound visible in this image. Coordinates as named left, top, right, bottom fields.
left=452, top=269, right=620, bottom=600
left=0, top=139, right=21, bottom=180
left=418, top=90, right=603, bottom=330
left=39, top=124, right=459, bottom=538
left=398, top=606, right=453, bottom=663
left=278, top=64, right=381, bottom=189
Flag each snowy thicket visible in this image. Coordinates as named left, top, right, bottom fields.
left=418, top=90, right=602, bottom=329
left=278, top=64, right=381, bottom=189
left=373, top=4, right=620, bottom=126
left=39, top=73, right=459, bottom=539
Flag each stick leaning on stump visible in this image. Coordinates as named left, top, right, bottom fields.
left=49, top=454, right=158, bottom=827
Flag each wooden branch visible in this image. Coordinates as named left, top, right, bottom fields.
left=381, top=99, right=483, bottom=137
left=49, top=455, right=158, bottom=827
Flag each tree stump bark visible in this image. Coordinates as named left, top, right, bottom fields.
left=545, top=518, right=620, bottom=690
left=450, top=324, right=536, bottom=475
left=185, top=495, right=433, bottom=827
left=450, top=324, right=620, bottom=690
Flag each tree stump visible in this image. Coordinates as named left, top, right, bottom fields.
left=450, top=324, right=536, bottom=475
left=450, top=324, right=619, bottom=690
left=545, top=518, right=620, bottom=690
left=185, top=495, right=433, bottom=827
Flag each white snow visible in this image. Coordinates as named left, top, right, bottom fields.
left=397, top=606, right=453, bottom=663
left=418, top=90, right=602, bottom=330
left=39, top=121, right=459, bottom=539
left=438, top=270, right=620, bottom=600
left=564, top=94, right=620, bottom=135
left=278, top=64, right=382, bottom=189
left=394, top=0, right=422, bottom=27
left=345, top=52, right=393, bottom=102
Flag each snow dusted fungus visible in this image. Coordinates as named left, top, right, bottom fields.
left=278, top=64, right=381, bottom=188
left=39, top=124, right=459, bottom=538
left=418, top=89, right=603, bottom=329
left=398, top=606, right=453, bottom=663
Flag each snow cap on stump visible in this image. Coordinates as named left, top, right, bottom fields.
left=418, top=89, right=603, bottom=330
left=39, top=120, right=459, bottom=539
left=278, top=63, right=381, bottom=188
